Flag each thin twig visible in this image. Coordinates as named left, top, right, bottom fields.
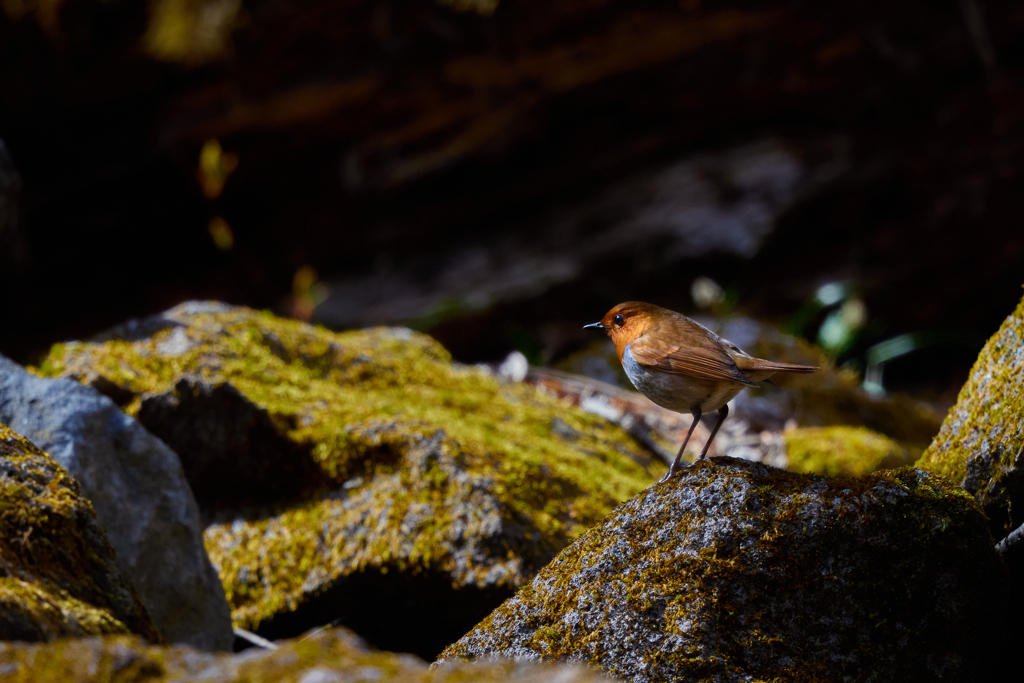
left=233, top=626, right=278, bottom=650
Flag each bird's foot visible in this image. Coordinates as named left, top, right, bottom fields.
left=660, top=461, right=683, bottom=483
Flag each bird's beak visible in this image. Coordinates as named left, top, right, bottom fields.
left=583, top=322, right=609, bottom=331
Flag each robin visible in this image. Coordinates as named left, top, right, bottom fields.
left=585, top=301, right=817, bottom=480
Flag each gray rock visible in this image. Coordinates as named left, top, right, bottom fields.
left=0, top=354, right=233, bottom=650
left=440, top=457, right=1009, bottom=682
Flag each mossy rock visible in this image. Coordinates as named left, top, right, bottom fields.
left=0, top=626, right=614, bottom=682
left=0, top=423, right=160, bottom=642
left=36, top=302, right=662, bottom=657
left=784, top=425, right=917, bottom=477
left=918, top=291, right=1024, bottom=541
left=440, top=458, right=1008, bottom=682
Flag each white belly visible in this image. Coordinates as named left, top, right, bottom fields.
left=622, top=344, right=744, bottom=414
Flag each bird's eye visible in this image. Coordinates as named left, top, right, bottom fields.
left=613, top=314, right=625, bottom=327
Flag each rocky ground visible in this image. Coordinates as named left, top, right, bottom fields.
left=0, top=293, right=1019, bottom=680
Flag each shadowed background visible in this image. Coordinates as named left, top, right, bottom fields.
left=2, top=0, right=1023, bottom=407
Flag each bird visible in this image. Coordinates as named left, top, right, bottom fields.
left=584, top=301, right=817, bottom=480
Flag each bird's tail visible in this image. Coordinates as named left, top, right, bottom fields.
left=734, top=357, right=818, bottom=374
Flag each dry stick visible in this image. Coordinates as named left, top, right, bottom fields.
left=233, top=626, right=278, bottom=650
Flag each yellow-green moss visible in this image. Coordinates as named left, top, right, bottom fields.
left=918, top=292, right=1024, bottom=485
left=0, top=578, right=130, bottom=638
left=36, top=305, right=663, bottom=631
left=784, top=426, right=917, bottom=477
left=0, top=423, right=159, bottom=642
left=0, top=626, right=609, bottom=683
left=915, top=291, right=1024, bottom=539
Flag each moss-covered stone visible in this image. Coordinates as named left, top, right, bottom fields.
left=0, top=626, right=613, bottom=682
left=36, top=302, right=661, bottom=656
left=0, top=423, right=160, bottom=642
left=440, top=458, right=1008, bottom=682
left=917, top=291, right=1024, bottom=541
left=784, top=425, right=917, bottom=477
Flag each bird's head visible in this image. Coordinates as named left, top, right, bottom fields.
left=583, top=301, right=662, bottom=358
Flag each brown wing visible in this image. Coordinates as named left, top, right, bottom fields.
left=630, top=334, right=758, bottom=387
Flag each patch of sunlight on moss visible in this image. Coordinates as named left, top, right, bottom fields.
left=784, top=426, right=916, bottom=477
left=917, top=293, right=1024, bottom=487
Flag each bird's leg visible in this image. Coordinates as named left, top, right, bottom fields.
left=695, top=404, right=729, bottom=461
left=661, top=408, right=701, bottom=482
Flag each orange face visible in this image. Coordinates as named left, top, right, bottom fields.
left=584, top=301, right=660, bottom=360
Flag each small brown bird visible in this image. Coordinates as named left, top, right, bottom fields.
left=585, top=301, right=817, bottom=480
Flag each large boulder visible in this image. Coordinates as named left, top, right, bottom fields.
left=918, top=291, right=1024, bottom=542
left=37, top=302, right=663, bottom=658
left=0, top=422, right=159, bottom=642
left=0, top=354, right=234, bottom=650
left=440, top=458, right=1008, bottom=682
left=0, top=626, right=613, bottom=682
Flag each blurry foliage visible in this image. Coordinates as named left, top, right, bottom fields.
left=291, top=265, right=328, bottom=322
left=144, top=0, right=242, bottom=64
left=207, top=216, right=233, bottom=251
left=690, top=275, right=740, bottom=317
left=196, top=139, right=238, bottom=199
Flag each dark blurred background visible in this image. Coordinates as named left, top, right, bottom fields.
left=2, top=0, right=1023, bottom=409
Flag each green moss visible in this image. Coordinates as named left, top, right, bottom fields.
left=0, top=626, right=609, bottom=682
left=918, top=293, right=1024, bottom=485
left=0, top=423, right=159, bottom=642
left=0, top=578, right=130, bottom=637
left=916, top=291, right=1024, bottom=538
left=784, top=426, right=917, bottom=477
left=36, top=305, right=663, bottom=631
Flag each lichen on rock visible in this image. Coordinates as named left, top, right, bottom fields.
left=917, top=290, right=1024, bottom=541
left=440, top=457, right=1008, bottom=682
left=0, top=422, right=160, bottom=642
left=36, top=302, right=662, bottom=656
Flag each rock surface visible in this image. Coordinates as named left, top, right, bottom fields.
left=440, top=458, right=1008, bottom=682
left=0, top=626, right=613, bottom=682
left=918, top=291, right=1024, bottom=542
left=0, top=354, right=234, bottom=650
left=38, top=302, right=662, bottom=658
left=0, top=422, right=159, bottom=642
